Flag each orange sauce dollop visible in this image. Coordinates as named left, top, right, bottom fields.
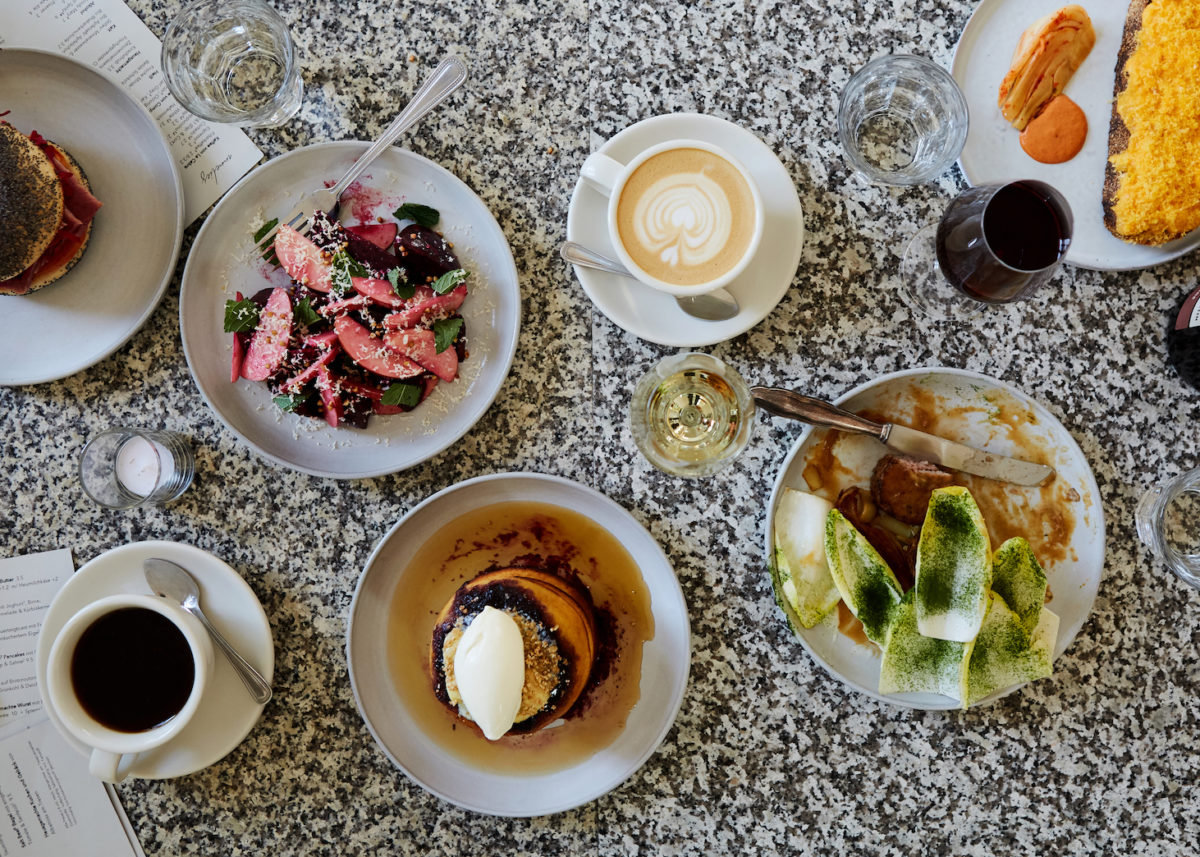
left=1019, top=94, right=1088, bottom=164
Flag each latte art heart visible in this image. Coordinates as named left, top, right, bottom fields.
left=633, top=173, right=733, bottom=270
left=616, top=147, right=757, bottom=287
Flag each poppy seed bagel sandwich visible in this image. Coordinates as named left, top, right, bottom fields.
left=0, top=122, right=102, bottom=295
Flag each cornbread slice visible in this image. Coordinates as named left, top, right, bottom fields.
left=1103, top=0, right=1200, bottom=245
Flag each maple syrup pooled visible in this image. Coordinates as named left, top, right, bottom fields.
left=387, top=501, right=654, bottom=774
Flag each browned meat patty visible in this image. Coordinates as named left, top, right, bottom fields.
left=870, top=454, right=954, bottom=526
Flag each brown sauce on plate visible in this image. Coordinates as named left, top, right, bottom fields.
left=386, top=501, right=654, bottom=774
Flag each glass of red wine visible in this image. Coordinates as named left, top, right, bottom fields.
left=899, top=180, right=1073, bottom=320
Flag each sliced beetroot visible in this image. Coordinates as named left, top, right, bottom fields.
left=352, top=276, right=407, bottom=309
left=345, top=231, right=400, bottom=275
left=383, top=284, right=468, bottom=329
left=334, top=315, right=424, bottom=379
left=395, top=224, right=460, bottom=282
left=383, top=327, right=458, bottom=382
left=345, top=223, right=398, bottom=249
left=275, top=226, right=333, bottom=293
left=242, top=288, right=293, bottom=381
left=314, top=365, right=343, bottom=428
left=231, top=333, right=245, bottom=383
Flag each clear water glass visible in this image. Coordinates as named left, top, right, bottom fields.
left=161, top=0, right=303, bottom=127
left=1136, top=468, right=1200, bottom=590
left=79, top=428, right=195, bottom=510
left=630, top=353, right=755, bottom=478
left=838, top=54, right=969, bottom=186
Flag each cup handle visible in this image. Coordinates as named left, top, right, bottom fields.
left=579, top=152, right=625, bottom=197
left=89, top=749, right=129, bottom=783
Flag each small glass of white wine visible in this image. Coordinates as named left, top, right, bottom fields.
left=630, top=352, right=755, bottom=478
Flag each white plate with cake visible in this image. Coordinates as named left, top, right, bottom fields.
left=953, top=0, right=1200, bottom=270
left=0, top=49, right=183, bottom=385
left=346, top=472, right=690, bottom=816
left=764, top=368, right=1105, bottom=710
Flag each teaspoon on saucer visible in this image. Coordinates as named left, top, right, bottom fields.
left=144, top=558, right=273, bottom=705
left=560, top=242, right=740, bottom=321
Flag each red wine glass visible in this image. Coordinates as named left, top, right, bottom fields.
left=899, top=180, right=1074, bottom=320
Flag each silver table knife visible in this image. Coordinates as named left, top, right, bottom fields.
left=751, top=386, right=1055, bottom=487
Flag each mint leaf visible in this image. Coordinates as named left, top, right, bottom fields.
left=380, top=382, right=421, bottom=407
left=430, top=268, right=468, bottom=296
left=329, top=249, right=368, bottom=298
left=388, top=267, right=415, bottom=300
left=432, top=317, right=464, bottom=354
left=273, top=391, right=313, bottom=412
left=252, top=217, right=279, bottom=244
left=294, top=298, right=320, bottom=327
left=393, top=203, right=439, bottom=228
left=224, top=298, right=260, bottom=333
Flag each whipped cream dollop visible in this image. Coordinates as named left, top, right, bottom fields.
left=453, top=606, right=525, bottom=740
left=632, top=171, right=733, bottom=269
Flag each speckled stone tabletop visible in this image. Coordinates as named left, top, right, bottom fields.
left=3, top=0, right=1199, bottom=854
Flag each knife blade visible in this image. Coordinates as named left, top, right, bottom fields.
left=750, top=386, right=1055, bottom=487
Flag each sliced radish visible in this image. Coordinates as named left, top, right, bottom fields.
left=334, top=315, right=424, bottom=379
left=231, top=291, right=246, bottom=382
left=352, top=276, right=406, bottom=309
left=383, top=284, right=468, bottom=329
left=345, top=223, right=398, bottom=249
left=314, top=365, right=343, bottom=428
left=302, top=330, right=340, bottom=349
left=383, top=327, right=458, bottom=382
left=280, top=347, right=338, bottom=392
left=274, top=225, right=332, bottom=292
left=241, top=288, right=293, bottom=381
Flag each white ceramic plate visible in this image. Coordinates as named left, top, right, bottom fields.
left=953, top=0, right=1200, bottom=270
left=567, top=113, right=804, bottom=347
left=764, top=368, right=1105, bottom=710
left=347, top=472, right=691, bottom=816
left=35, top=541, right=273, bottom=779
left=0, top=49, right=184, bottom=385
left=179, top=142, right=521, bottom=479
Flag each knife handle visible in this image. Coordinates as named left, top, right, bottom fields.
left=750, top=387, right=886, bottom=439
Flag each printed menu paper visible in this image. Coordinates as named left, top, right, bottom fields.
left=0, top=0, right=263, bottom=223
left=0, top=550, right=74, bottom=731
left=0, top=718, right=144, bottom=857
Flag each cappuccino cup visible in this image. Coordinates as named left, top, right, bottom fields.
left=45, top=594, right=213, bottom=783
left=580, top=139, right=764, bottom=296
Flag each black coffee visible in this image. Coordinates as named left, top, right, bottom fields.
left=70, top=607, right=195, bottom=733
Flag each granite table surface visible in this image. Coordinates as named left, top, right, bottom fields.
left=3, top=0, right=1199, bottom=853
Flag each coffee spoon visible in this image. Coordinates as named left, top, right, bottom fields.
left=144, top=558, right=272, bottom=705
left=560, top=242, right=741, bottom=321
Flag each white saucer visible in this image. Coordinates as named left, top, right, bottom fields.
left=35, top=542, right=273, bottom=779
left=567, top=113, right=804, bottom=347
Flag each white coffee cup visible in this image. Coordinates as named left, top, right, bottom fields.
left=580, top=138, right=764, bottom=296
left=45, top=593, right=213, bottom=783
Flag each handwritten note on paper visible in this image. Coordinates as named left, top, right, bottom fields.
left=0, top=0, right=263, bottom=223
left=0, top=550, right=74, bottom=731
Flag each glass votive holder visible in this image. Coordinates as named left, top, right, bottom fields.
left=837, top=54, right=969, bottom=186
left=161, top=0, right=303, bottom=127
left=80, top=428, right=195, bottom=510
left=630, top=352, right=755, bottom=478
left=1136, top=467, right=1200, bottom=590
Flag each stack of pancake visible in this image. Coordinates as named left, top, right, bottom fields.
left=431, top=567, right=597, bottom=735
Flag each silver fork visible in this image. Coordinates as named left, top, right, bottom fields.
left=256, top=55, right=468, bottom=252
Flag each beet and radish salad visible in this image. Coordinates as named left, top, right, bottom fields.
left=225, top=204, right=469, bottom=429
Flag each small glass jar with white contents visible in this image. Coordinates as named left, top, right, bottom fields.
left=79, top=428, right=195, bottom=510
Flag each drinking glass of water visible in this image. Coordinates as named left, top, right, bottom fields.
left=1137, top=468, right=1200, bottom=590
left=79, top=428, right=195, bottom=510
left=161, top=0, right=303, bottom=127
left=837, top=54, right=968, bottom=186
left=629, top=353, right=755, bottom=478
